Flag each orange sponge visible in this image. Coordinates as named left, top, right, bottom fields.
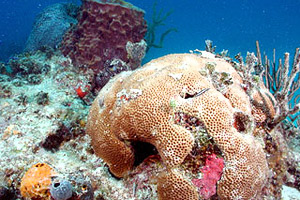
left=20, top=163, right=57, bottom=200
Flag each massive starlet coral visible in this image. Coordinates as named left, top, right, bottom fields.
left=86, top=53, right=271, bottom=199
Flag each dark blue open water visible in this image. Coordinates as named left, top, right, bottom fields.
left=0, top=0, right=299, bottom=62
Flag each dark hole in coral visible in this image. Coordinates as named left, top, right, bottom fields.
left=0, top=187, right=8, bottom=197
left=0, top=189, right=5, bottom=196
left=79, top=182, right=94, bottom=199
left=181, top=88, right=210, bottom=99
left=174, top=112, right=206, bottom=132
left=131, top=141, right=158, bottom=167
left=264, top=132, right=278, bottom=152
left=287, top=167, right=300, bottom=189
left=95, top=194, right=106, bottom=200
left=54, top=182, right=60, bottom=188
left=233, top=112, right=247, bottom=132
left=182, top=93, right=195, bottom=99
left=36, top=91, right=49, bottom=106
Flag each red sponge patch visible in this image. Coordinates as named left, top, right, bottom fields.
left=192, top=154, right=224, bottom=199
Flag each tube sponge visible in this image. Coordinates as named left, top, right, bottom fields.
left=50, top=180, right=73, bottom=200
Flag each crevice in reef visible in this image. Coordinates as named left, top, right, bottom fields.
left=173, top=111, right=223, bottom=174
left=233, top=111, right=253, bottom=133
left=184, top=141, right=223, bottom=175
left=131, top=141, right=158, bottom=167
left=174, top=111, right=206, bottom=134
left=233, top=112, right=246, bottom=132
left=180, top=88, right=210, bottom=99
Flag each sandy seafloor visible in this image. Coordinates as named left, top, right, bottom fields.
left=0, top=49, right=299, bottom=200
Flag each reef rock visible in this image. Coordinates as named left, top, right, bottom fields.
left=24, top=3, right=79, bottom=52
left=86, top=53, right=274, bottom=199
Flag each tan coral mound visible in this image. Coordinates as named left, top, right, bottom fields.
left=87, top=53, right=270, bottom=199
left=157, top=169, right=199, bottom=200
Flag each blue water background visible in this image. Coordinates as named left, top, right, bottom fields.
left=0, top=0, right=299, bottom=62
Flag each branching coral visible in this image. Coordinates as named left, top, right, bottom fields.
left=229, top=42, right=300, bottom=197
left=255, top=41, right=300, bottom=130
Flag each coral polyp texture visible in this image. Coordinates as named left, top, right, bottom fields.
left=157, top=169, right=199, bottom=200
left=20, top=163, right=57, bottom=199
left=86, top=53, right=272, bottom=199
left=60, top=0, right=147, bottom=88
